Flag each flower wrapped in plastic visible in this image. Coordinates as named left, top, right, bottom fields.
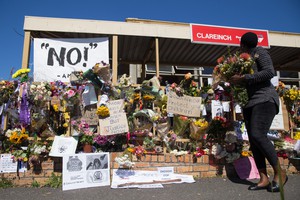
left=173, top=115, right=190, bottom=136
left=189, top=118, right=208, bottom=140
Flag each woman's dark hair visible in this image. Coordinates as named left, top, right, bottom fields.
left=240, top=32, right=258, bottom=48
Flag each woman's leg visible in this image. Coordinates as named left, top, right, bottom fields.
left=243, top=106, right=269, bottom=186
left=247, top=102, right=286, bottom=183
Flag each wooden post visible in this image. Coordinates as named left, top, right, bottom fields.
left=155, top=38, right=160, bottom=77
left=22, top=31, right=31, bottom=69
left=112, top=35, right=118, bottom=85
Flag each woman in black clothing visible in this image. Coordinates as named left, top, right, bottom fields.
left=230, top=32, right=287, bottom=192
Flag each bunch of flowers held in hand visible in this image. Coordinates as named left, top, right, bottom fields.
left=213, top=51, right=255, bottom=107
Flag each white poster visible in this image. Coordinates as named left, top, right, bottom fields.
left=63, top=152, right=110, bottom=191
left=0, top=154, right=17, bottom=173
left=270, top=99, right=284, bottom=130
left=111, top=169, right=195, bottom=189
left=34, top=37, right=109, bottom=82
left=211, top=100, right=223, bottom=118
left=49, top=136, right=78, bottom=157
left=167, top=91, right=202, bottom=117
left=99, top=99, right=129, bottom=135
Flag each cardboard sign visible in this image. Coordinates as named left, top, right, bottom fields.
left=99, top=100, right=129, bottom=135
left=82, top=104, right=98, bottom=126
left=167, top=91, right=202, bottom=117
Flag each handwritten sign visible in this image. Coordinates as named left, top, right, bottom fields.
left=34, top=37, right=109, bottom=82
left=99, top=100, right=129, bottom=135
left=82, top=104, right=98, bottom=126
left=166, top=91, right=202, bottom=117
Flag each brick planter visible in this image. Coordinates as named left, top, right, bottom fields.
left=1, top=153, right=299, bottom=187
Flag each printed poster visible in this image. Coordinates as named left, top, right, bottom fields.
left=34, top=37, right=109, bottom=82
left=0, top=154, right=17, bottom=173
left=49, top=136, right=78, bottom=157
left=63, top=152, right=110, bottom=191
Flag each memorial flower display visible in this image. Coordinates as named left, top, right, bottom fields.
left=1, top=59, right=300, bottom=181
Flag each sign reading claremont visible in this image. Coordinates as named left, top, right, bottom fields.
left=190, top=24, right=269, bottom=48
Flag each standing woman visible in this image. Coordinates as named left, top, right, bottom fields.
left=230, top=32, right=287, bottom=192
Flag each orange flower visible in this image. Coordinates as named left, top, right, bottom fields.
left=240, top=53, right=251, bottom=60
left=184, top=73, right=192, bottom=80
left=217, top=56, right=224, bottom=64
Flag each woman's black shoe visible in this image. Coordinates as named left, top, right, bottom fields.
left=248, top=183, right=270, bottom=190
left=267, top=176, right=288, bottom=192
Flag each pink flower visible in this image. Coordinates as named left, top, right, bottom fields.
left=66, top=89, right=76, bottom=98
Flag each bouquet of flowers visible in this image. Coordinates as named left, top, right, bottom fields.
left=189, top=118, right=208, bottom=140
left=0, top=81, right=16, bottom=105
left=12, top=68, right=31, bottom=82
left=5, top=128, right=29, bottom=145
left=213, top=51, right=254, bottom=106
left=206, top=116, right=227, bottom=144
left=278, top=84, right=300, bottom=127
left=29, top=82, right=52, bottom=107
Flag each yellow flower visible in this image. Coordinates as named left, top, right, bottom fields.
left=23, top=157, right=28, bottom=162
left=63, top=123, right=69, bottom=128
left=52, top=104, right=59, bottom=112
left=96, top=105, right=110, bottom=117
left=142, top=94, right=155, bottom=101
left=12, top=68, right=31, bottom=79
left=294, top=132, right=300, bottom=140
left=241, top=151, right=250, bottom=157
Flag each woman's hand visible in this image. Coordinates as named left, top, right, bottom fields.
left=230, top=74, right=245, bottom=85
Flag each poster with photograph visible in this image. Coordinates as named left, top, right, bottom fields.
left=49, top=136, right=78, bottom=157
left=211, top=100, right=223, bottom=118
left=63, top=152, right=110, bottom=191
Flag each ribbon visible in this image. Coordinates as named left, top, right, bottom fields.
left=19, top=83, right=31, bottom=126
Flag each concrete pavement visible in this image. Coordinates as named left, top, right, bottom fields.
left=1, top=174, right=299, bottom=200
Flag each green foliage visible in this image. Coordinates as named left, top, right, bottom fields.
left=31, top=180, right=40, bottom=188
left=0, top=177, right=14, bottom=188
left=45, top=172, right=62, bottom=188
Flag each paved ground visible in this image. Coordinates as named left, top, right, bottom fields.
left=1, top=174, right=299, bottom=200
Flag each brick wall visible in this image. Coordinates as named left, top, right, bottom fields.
left=1, top=153, right=299, bottom=187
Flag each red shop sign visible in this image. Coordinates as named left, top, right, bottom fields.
left=190, top=24, right=269, bottom=48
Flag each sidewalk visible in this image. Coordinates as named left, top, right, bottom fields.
left=1, top=174, right=299, bottom=200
